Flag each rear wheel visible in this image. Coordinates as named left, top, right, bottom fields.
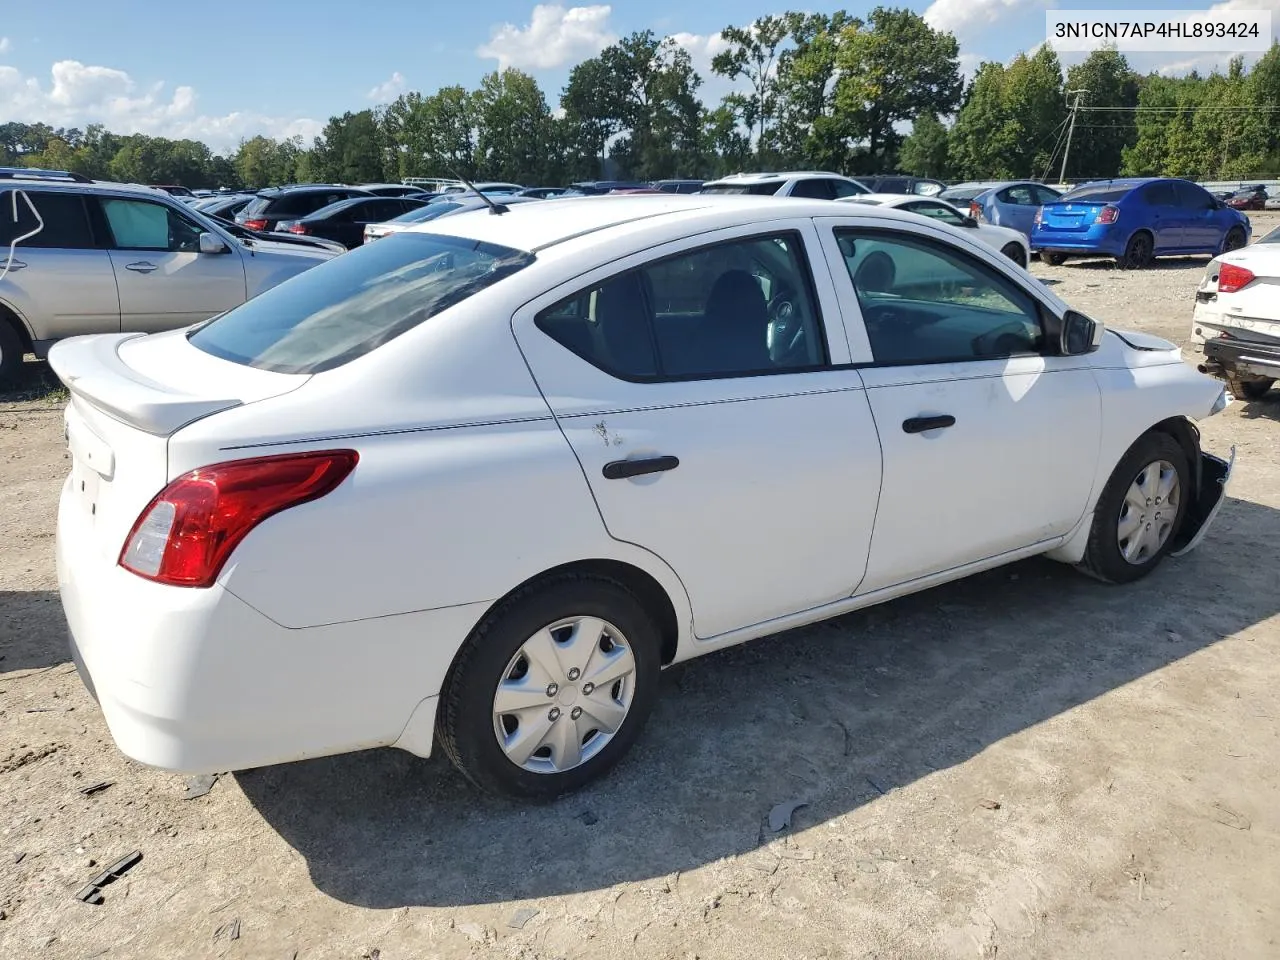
left=1118, top=231, right=1153, bottom=269
left=1077, top=432, right=1190, bottom=584
left=0, top=319, right=23, bottom=387
left=1222, top=227, right=1247, bottom=253
left=1044, top=252, right=1067, bottom=266
left=1227, top=375, right=1274, bottom=401
left=1000, top=242, right=1027, bottom=268
left=437, top=573, right=662, bottom=799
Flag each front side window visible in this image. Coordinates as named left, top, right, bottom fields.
left=901, top=201, right=966, bottom=227
left=998, top=185, right=1036, bottom=206
left=1142, top=182, right=1177, bottom=206
left=190, top=233, right=534, bottom=374
left=1175, top=181, right=1216, bottom=210
left=536, top=233, right=827, bottom=380
left=0, top=190, right=97, bottom=249
left=100, top=197, right=204, bottom=252
left=836, top=229, right=1043, bottom=365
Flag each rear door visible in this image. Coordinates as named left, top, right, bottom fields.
left=95, top=195, right=247, bottom=333
left=992, top=184, right=1039, bottom=237
left=514, top=222, right=884, bottom=640
left=0, top=188, right=119, bottom=341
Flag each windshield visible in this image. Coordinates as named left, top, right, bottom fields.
left=189, top=233, right=534, bottom=374
left=700, top=182, right=782, bottom=196
left=1259, top=225, right=1280, bottom=243
left=1059, top=183, right=1138, bottom=203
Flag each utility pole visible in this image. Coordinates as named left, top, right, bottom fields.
left=1059, top=89, right=1087, bottom=185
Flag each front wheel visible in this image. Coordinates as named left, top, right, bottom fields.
left=437, top=573, right=662, bottom=799
left=1077, top=432, right=1190, bottom=584
left=1000, top=242, right=1027, bottom=268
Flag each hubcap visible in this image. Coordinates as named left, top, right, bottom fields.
left=492, top=616, right=637, bottom=774
left=1117, top=459, right=1180, bottom=565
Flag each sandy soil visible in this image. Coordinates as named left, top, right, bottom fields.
left=1, top=217, right=1278, bottom=960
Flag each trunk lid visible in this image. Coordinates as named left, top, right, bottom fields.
left=50, top=330, right=308, bottom=562
left=1037, top=201, right=1107, bottom=234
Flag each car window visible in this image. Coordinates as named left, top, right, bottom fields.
left=1032, top=185, right=1060, bottom=205
left=878, top=178, right=910, bottom=194
left=1142, top=182, right=1177, bottom=206
left=901, top=201, right=966, bottom=227
left=790, top=178, right=836, bottom=200
left=997, top=185, right=1036, bottom=205
left=830, top=179, right=866, bottom=198
left=1060, top=183, right=1136, bottom=203
left=536, top=233, right=827, bottom=380
left=1175, top=181, right=1216, bottom=210
left=835, top=229, right=1043, bottom=365
left=190, top=234, right=534, bottom=374
left=100, top=197, right=204, bottom=252
left=0, top=190, right=98, bottom=250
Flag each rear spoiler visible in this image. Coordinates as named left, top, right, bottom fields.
left=48, top=334, right=242, bottom=436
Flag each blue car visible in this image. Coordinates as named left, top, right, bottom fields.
left=1032, top=177, right=1251, bottom=268
left=940, top=180, right=1062, bottom=244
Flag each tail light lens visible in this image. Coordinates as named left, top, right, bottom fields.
left=969, top=201, right=982, bottom=220
left=287, top=223, right=308, bottom=235
left=242, top=218, right=268, bottom=231
left=1217, top=262, right=1256, bottom=293
left=120, top=451, right=358, bottom=588
left=1094, top=205, right=1119, bottom=225
left=1033, top=206, right=1043, bottom=225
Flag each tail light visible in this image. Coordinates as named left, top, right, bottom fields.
left=119, top=451, right=358, bottom=588
left=1217, top=262, right=1256, bottom=293
left=1094, top=205, right=1119, bottom=225
left=1033, top=206, right=1043, bottom=226
left=242, top=218, right=268, bottom=231
left=287, top=223, right=309, bottom=235
left=969, top=201, right=982, bottom=220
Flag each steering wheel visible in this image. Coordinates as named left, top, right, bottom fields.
left=766, top=286, right=808, bottom=365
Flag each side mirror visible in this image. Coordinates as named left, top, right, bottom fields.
left=198, top=232, right=229, bottom=254
left=1050, top=308, right=1103, bottom=355
left=962, top=215, right=979, bottom=228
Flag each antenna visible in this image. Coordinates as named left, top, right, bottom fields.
left=451, top=171, right=508, bottom=215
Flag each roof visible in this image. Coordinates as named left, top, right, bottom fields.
left=0, top=175, right=169, bottom=197
left=706, top=171, right=847, bottom=184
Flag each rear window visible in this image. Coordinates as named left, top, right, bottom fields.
left=1059, top=183, right=1137, bottom=203
left=700, top=182, right=782, bottom=196
left=189, top=233, right=535, bottom=374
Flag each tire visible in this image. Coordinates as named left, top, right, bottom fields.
left=1077, top=431, right=1190, bottom=584
left=436, top=572, right=663, bottom=799
left=1118, top=231, right=1153, bottom=269
left=1000, top=242, right=1027, bottom=268
left=0, top=318, right=24, bottom=387
left=1222, top=227, right=1247, bottom=254
left=1227, top=375, right=1274, bottom=401
left=1044, top=252, right=1067, bottom=266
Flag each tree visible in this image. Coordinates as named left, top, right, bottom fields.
left=1063, top=48, right=1139, bottom=179
left=898, top=113, right=950, bottom=177
left=711, top=15, right=790, bottom=153
left=948, top=63, right=1019, bottom=178
left=475, top=69, right=553, bottom=183
left=833, top=6, right=962, bottom=171
left=772, top=11, right=859, bottom=168
left=310, top=110, right=386, bottom=183
left=1001, top=46, right=1066, bottom=178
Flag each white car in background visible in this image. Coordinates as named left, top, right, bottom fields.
left=841, top=193, right=1032, bottom=267
left=1191, top=225, right=1280, bottom=400
left=54, top=195, right=1232, bottom=800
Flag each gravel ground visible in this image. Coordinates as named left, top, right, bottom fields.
left=1, top=217, right=1278, bottom=960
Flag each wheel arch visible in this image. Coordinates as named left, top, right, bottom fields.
left=0, top=299, right=34, bottom=353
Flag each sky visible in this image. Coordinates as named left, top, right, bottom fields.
left=0, top=0, right=1277, bottom=153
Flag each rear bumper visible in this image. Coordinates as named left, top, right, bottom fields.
left=57, top=475, right=487, bottom=773
left=1202, top=335, right=1280, bottom=381
left=1032, top=234, right=1124, bottom=256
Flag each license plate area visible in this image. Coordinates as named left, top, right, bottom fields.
left=66, top=415, right=113, bottom=521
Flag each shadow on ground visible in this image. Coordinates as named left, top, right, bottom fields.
left=237, top=494, right=1280, bottom=909
left=0, top=357, right=63, bottom=406
left=0, top=592, right=66, bottom=675
left=1056, top=255, right=1214, bottom=272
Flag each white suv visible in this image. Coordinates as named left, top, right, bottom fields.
left=700, top=171, right=870, bottom=199
left=0, top=169, right=339, bottom=384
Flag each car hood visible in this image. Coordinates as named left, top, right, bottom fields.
left=1096, top=328, right=1182, bottom=368
left=240, top=237, right=339, bottom=261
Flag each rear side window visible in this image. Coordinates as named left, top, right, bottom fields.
left=997, top=185, right=1036, bottom=205
left=0, top=190, right=97, bottom=249
left=791, top=179, right=836, bottom=200
left=1060, top=183, right=1136, bottom=203
left=189, top=233, right=534, bottom=374
left=1032, top=185, right=1060, bottom=205
left=700, top=182, right=782, bottom=196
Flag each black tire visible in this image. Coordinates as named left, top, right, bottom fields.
left=1077, top=431, right=1190, bottom=585
left=1044, top=252, right=1067, bottom=266
left=0, top=318, right=23, bottom=387
left=1222, top=227, right=1247, bottom=253
left=1118, top=231, right=1153, bottom=269
left=1000, top=242, right=1027, bottom=268
left=1227, top=375, right=1274, bottom=401
left=437, top=572, right=663, bottom=799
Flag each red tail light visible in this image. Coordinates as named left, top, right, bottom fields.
left=287, top=223, right=309, bottom=235
left=1094, top=205, right=1119, bottom=225
left=969, top=201, right=982, bottom=220
left=119, top=451, right=358, bottom=588
left=1217, top=262, right=1256, bottom=293
left=242, top=218, right=268, bottom=231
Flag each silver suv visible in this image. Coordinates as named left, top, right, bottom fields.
left=0, top=169, right=339, bottom=384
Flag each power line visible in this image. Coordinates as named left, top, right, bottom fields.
left=1077, top=105, right=1280, bottom=112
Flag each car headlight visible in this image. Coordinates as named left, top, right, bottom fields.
left=1210, top=385, right=1231, bottom=416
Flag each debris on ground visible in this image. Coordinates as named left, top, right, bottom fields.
left=78, top=780, right=112, bottom=796
left=213, top=917, right=241, bottom=941
left=73, top=850, right=142, bottom=905
left=508, top=907, right=539, bottom=929
left=575, top=810, right=598, bottom=826
left=768, top=800, right=808, bottom=832
left=979, top=799, right=1002, bottom=811
left=183, top=774, right=219, bottom=800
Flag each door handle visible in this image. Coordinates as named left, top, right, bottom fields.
left=3, top=260, right=26, bottom=271
left=902, top=415, right=955, bottom=434
left=603, top=456, right=680, bottom=480
left=124, top=261, right=157, bottom=273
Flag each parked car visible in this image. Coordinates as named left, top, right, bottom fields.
left=362, top=194, right=542, bottom=243
left=1265, top=195, right=1280, bottom=210
left=0, top=168, right=338, bottom=383
left=938, top=181, right=1006, bottom=204
left=961, top=181, right=1062, bottom=244
left=857, top=175, right=945, bottom=196
left=207, top=214, right=348, bottom=256
left=841, top=193, right=1031, bottom=266
left=1191, top=240, right=1280, bottom=401
left=275, top=195, right=430, bottom=249
left=563, top=181, right=650, bottom=195
left=439, top=181, right=523, bottom=196
left=515, top=187, right=569, bottom=199
left=52, top=195, right=1233, bottom=798
left=1225, top=186, right=1268, bottom=211
left=193, top=193, right=256, bottom=221
left=700, top=171, right=870, bottom=199
left=356, top=183, right=435, bottom=198
left=652, top=179, right=705, bottom=194
left=1032, top=177, right=1251, bottom=268
left=236, top=185, right=375, bottom=233
left=151, top=184, right=195, bottom=198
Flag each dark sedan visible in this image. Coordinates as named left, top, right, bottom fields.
left=1226, top=186, right=1269, bottom=211
left=276, top=195, right=430, bottom=249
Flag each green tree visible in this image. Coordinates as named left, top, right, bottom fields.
left=1001, top=46, right=1066, bottom=177
left=310, top=110, right=386, bottom=182
left=948, top=62, right=1019, bottom=178
left=711, top=14, right=790, bottom=153
left=475, top=69, right=553, bottom=183
left=898, top=113, right=950, bottom=177
left=1063, top=48, right=1139, bottom=179
left=772, top=11, right=859, bottom=168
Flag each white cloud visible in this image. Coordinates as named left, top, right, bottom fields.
left=924, top=0, right=1049, bottom=38
left=0, top=59, right=321, bottom=152
left=0, top=37, right=11, bottom=55
left=367, top=71, right=406, bottom=102
left=477, top=4, right=616, bottom=70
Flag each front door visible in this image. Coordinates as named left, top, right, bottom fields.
left=96, top=195, right=246, bottom=333
left=1138, top=181, right=1185, bottom=253
left=514, top=223, right=884, bottom=639
left=817, top=219, right=1101, bottom=593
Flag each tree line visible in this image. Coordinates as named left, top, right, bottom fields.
left=3, top=8, right=1278, bottom=190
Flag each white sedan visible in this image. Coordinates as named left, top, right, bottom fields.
left=1191, top=227, right=1280, bottom=401
left=839, top=193, right=1031, bottom=267
left=53, top=195, right=1233, bottom=798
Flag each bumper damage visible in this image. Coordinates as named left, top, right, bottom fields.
left=1170, top=447, right=1236, bottom=557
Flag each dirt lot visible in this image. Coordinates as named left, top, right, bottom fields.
left=2, top=218, right=1279, bottom=960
